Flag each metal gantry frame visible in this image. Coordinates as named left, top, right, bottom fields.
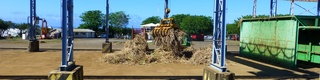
left=286, top=0, right=320, bottom=16
left=270, top=0, right=278, bottom=17
left=67, top=0, right=74, bottom=65
left=105, top=0, right=109, bottom=43
left=253, top=0, right=257, bottom=18
left=164, top=0, right=169, bottom=18
left=290, top=0, right=295, bottom=15
left=29, top=0, right=37, bottom=40
left=60, top=0, right=68, bottom=71
left=59, top=0, right=110, bottom=71
left=60, top=0, right=74, bottom=71
left=318, top=0, right=320, bottom=16
left=212, top=0, right=227, bottom=72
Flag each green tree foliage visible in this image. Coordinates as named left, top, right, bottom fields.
left=170, top=14, right=190, bottom=26
left=171, top=14, right=213, bottom=35
left=141, top=16, right=161, bottom=25
left=226, top=14, right=290, bottom=34
left=79, top=10, right=104, bottom=36
left=121, top=27, right=132, bottom=35
left=80, top=10, right=130, bottom=37
left=109, top=11, right=129, bottom=28
left=106, top=11, right=130, bottom=36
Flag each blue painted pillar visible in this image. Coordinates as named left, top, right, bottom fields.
left=164, top=0, right=169, bottom=18
left=29, top=0, right=33, bottom=40
left=67, top=0, right=74, bottom=62
left=212, top=0, right=219, bottom=64
left=290, top=0, right=294, bottom=16
left=212, top=0, right=226, bottom=72
left=105, top=0, right=109, bottom=42
left=270, top=0, right=278, bottom=17
left=318, top=0, right=320, bottom=16
left=220, top=0, right=227, bottom=68
left=270, top=0, right=274, bottom=17
left=29, top=0, right=36, bottom=40
left=60, top=0, right=68, bottom=71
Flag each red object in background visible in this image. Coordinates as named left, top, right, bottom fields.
left=230, top=34, right=239, bottom=41
left=191, top=34, right=204, bottom=41
left=132, top=27, right=146, bottom=39
left=232, top=35, right=237, bottom=40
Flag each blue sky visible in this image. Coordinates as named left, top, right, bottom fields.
left=0, top=0, right=318, bottom=28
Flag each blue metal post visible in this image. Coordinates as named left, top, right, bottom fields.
left=275, top=0, right=277, bottom=16
left=212, top=0, right=226, bottom=72
left=60, top=0, right=67, bottom=71
left=253, top=0, right=257, bottom=18
left=29, top=0, right=36, bottom=40
left=220, top=0, right=226, bottom=68
left=273, top=0, right=278, bottom=16
left=270, top=0, right=277, bottom=17
left=213, top=0, right=219, bottom=64
left=290, top=0, right=294, bottom=16
left=105, top=0, right=109, bottom=42
left=270, top=0, right=273, bottom=17
left=29, top=0, right=32, bottom=40
left=67, top=0, right=74, bottom=62
left=164, top=0, right=169, bottom=18
left=33, top=0, right=37, bottom=40
left=318, top=0, right=320, bottom=16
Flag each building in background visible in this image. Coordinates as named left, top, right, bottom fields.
left=141, top=23, right=159, bottom=40
left=51, top=28, right=95, bottom=38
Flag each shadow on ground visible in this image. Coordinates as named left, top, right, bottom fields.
left=227, top=51, right=320, bottom=79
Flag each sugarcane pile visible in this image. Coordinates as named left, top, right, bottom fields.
left=100, top=33, right=214, bottom=65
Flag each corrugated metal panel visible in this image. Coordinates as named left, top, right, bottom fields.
left=240, top=15, right=320, bottom=67
left=240, top=19, right=297, bottom=67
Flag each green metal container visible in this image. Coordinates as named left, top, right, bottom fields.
left=240, top=15, right=320, bottom=68
left=182, top=35, right=192, bottom=46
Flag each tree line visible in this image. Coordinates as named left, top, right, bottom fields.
left=79, top=10, right=132, bottom=38
left=79, top=10, right=290, bottom=37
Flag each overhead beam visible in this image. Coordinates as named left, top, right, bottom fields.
left=284, top=0, right=317, bottom=2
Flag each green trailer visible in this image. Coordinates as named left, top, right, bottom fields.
left=240, top=15, right=320, bottom=68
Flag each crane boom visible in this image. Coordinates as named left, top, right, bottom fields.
left=164, top=0, right=170, bottom=18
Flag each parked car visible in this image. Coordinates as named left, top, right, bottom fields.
left=98, top=34, right=106, bottom=38
left=191, top=34, right=204, bottom=41
left=228, top=34, right=239, bottom=41
left=204, top=35, right=213, bottom=40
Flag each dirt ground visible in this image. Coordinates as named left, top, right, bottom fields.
left=0, top=50, right=204, bottom=76
left=0, top=50, right=319, bottom=79
left=0, top=38, right=319, bottom=79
